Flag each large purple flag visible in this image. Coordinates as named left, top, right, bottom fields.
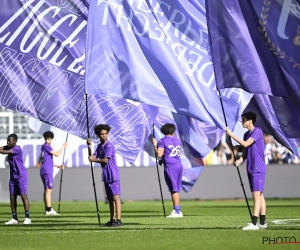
left=206, top=0, right=300, bottom=154
left=206, top=0, right=300, bottom=102
left=0, top=0, right=157, bottom=163
left=85, top=0, right=251, bottom=130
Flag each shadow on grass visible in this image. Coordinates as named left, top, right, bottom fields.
left=5, top=226, right=298, bottom=231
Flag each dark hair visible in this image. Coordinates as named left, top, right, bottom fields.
left=242, top=112, right=256, bottom=124
left=7, top=134, right=18, bottom=141
left=160, top=123, right=176, bottom=135
left=43, top=131, right=54, bottom=139
left=94, top=124, right=111, bottom=135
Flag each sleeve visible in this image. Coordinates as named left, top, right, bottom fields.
left=44, top=144, right=53, bottom=154
left=157, top=139, right=164, bottom=149
left=11, top=146, right=21, bottom=155
left=250, top=129, right=262, bottom=142
left=104, top=143, right=114, bottom=158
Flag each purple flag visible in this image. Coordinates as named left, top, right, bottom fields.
left=0, top=0, right=157, bottom=163
left=206, top=0, right=300, bottom=155
left=85, top=0, right=251, bottom=130
left=206, top=0, right=300, bottom=101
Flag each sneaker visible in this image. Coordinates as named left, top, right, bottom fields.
left=45, top=208, right=59, bottom=216
left=242, top=223, right=259, bottom=230
left=4, top=218, right=19, bottom=225
left=115, top=220, right=123, bottom=227
left=258, top=223, right=268, bottom=230
left=104, top=219, right=116, bottom=227
left=166, top=210, right=183, bottom=218
left=23, top=218, right=31, bottom=225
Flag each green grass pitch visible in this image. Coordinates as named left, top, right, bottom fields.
left=0, top=199, right=299, bottom=250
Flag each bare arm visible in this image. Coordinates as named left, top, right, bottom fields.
left=88, top=155, right=109, bottom=164
left=53, top=163, right=64, bottom=169
left=226, top=128, right=254, bottom=148
left=234, top=148, right=247, bottom=167
left=152, top=138, right=164, bottom=157
left=0, top=149, right=12, bottom=155
left=51, top=142, right=68, bottom=157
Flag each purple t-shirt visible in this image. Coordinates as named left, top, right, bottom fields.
left=3, top=145, right=27, bottom=180
left=157, top=136, right=182, bottom=168
left=93, top=141, right=120, bottom=183
left=40, top=143, right=54, bottom=175
left=244, top=127, right=266, bottom=174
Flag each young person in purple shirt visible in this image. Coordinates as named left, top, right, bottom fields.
left=1, top=134, right=31, bottom=225
left=87, top=124, right=123, bottom=227
left=226, top=112, right=267, bottom=230
left=38, top=131, right=67, bottom=216
left=152, top=123, right=183, bottom=218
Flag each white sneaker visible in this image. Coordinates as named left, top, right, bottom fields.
left=242, top=223, right=259, bottom=230
left=23, top=218, right=31, bottom=225
left=4, top=218, right=19, bottom=225
left=166, top=210, right=183, bottom=218
left=45, top=208, right=59, bottom=216
left=258, top=223, right=268, bottom=230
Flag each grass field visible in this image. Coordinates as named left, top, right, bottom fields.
left=0, top=199, right=299, bottom=250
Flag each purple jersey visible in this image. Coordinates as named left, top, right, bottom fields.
left=158, top=136, right=182, bottom=167
left=40, top=143, right=54, bottom=175
left=3, top=145, right=27, bottom=180
left=244, top=127, right=266, bottom=174
left=94, top=141, right=120, bottom=183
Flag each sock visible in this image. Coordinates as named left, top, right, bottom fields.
left=252, top=216, right=258, bottom=225
left=174, top=205, right=181, bottom=214
left=45, top=206, right=47, bottom=211
left=260, top=215, right=266, bottom=225
left=25, top=211, right=30, bottom=218
left=12, top=212, right=18, bottom=220
left=46, top=207, right=51, bottom=212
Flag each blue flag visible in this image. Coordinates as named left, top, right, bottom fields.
left=85, top=0, right=251, bottom=129
left=0, top=0, right=157, bottom=163
left=206, top=0, right=300, bottom=154
left=206, top=0, right=300, bottom=101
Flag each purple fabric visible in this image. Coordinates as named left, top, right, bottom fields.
left=206, top=0, right=300, bottom=155
left=0, top=0, right=157, bottom=165
left=94, top=141, right=120, bottom=183
left=248, top=173, right=265, bottom=193
left=3, top=146, right=27, bottom=180
left=104, top=180, right=121, bottom=197
left=85, top=0, right=250, bottom=131
left=40, top=143, right=54, bottom=176
left=244, top=127, right=266, bottom=174
left=9, top=178, right=27, bottom=195
left=164, top=167, right=183, bottom=193
left=40, top=174, right=54, bottom=189
left=157, top=136, right=182, bottom=167
left=244, top=95, right=300, bottom=155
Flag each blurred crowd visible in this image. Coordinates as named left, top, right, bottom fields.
left=204, top=134, right=300, bottom=165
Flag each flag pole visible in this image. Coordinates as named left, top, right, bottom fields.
left=205, top=7, right=252, bottom=219
left=152, top=124, right=166, bottom=217
left=85, top=93, right=101, bottom=226
left=216, top=89, right=252, bottom=220
left=57, top=133, right=69, bottom=214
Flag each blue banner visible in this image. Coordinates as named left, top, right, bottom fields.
left=206, top=0, right=300, bottom=154
left=0, top=0, right=158, bottom=164
left=85, top=0, right=251, bottom=130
